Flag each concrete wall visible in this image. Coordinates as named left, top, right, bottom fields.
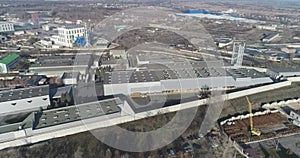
left=262, top=98, right=300, bottom=109
left=226, top=81, right=291, bottom=100
left=104, top=82, right=162, bottom=95
left=220, top=109, right=279, bottom=126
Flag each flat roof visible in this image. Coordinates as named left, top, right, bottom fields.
left=31, top=55, right=92, bottom=67
left=0, top=53, right=19, bottom=65
left=104, top=66, right=268, bottom=84
left=34, top=98, right=121, bottom=129
left=58, top=25, right=84, bottom=30
left=104, top=65, right=228, bottom=84
left=104, top=68, right=223, bottom=84
left=0, top=85, right=49, bottom=102
left=268, top=68, right=300, bottom=73
left=62, top=72, right=80, bottom=79
left=227, top=68, right=268, bottom=79
left=104, top=70, right=162, bottom=84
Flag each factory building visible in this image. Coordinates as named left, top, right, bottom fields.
left=0, top=53, right=20, bottom=73
left=34, top=98, right=121, bottom=129
left=266, top=68, right=300, bottom=79
left=0, top=85, right=50, bottom=116
left=0, top=98, right=122, bottom=135
left=290, top=110, right=300, bottom=122
left=29, top=55, right=92, bottom=77
left=61, top=72, right=80, bottom=85
left=54, top=25, right=85, bottom=47
left=0, top=21, right=14, bottom=33
left=103, top=62, right=273, bottom=96
left=261, top=33, right=279, bottom=43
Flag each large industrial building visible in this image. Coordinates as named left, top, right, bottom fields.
left=34, top=98, right=121, bottom=129
left=266, top=68, right=300, bottom=79
left=0, top=98, right=122, bottom=136
left=29, top=55, right=93, bottom=76
left=0, top=85, right=50, bottom=116
left=261, top=33, right=279, bottom=43
left=0, top=53, right=20, bottom=73
left=103, top=62, right=273, bottom=96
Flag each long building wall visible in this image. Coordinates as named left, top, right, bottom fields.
left=226, top=81, right=291, bottom=100
left=104, top=76, right=274, bottom=96
left=0, top=95, right=50, bottom=116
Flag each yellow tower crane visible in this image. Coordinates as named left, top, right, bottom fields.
left=246, top=96, right=261, bottom=136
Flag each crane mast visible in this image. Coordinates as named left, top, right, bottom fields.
left=246, top=96, right=261, bottom=136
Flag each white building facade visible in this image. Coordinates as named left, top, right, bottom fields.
left=55, top=26, right=85, bottom=47
left=0, top=86, right=50, bottom=116
left=103, top=75, right=273, bottom=96
left=0, top=22, right=14, bottom=33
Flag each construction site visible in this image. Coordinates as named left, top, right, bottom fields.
left=220, top=97, right=300, bottom=144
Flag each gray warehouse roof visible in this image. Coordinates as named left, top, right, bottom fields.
left=104, top=67, right=228, bottom=84
left=267, top=68, right=300, bottom=73
left=31, top=55, right=92, bottom=67
left=0, top=85, right=49, bottom=102
left=34, top=98, right=121, bottom=129
left=104, top=70, right=161, bottom=84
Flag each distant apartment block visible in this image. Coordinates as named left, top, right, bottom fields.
left=0, top=21, right=14, bottom=33
left=54, top=25, right=85, bottom=47
left=0, top=53, right=20, bottom=73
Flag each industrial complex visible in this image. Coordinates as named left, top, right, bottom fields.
left=0, top=1, right=300, bottom=157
